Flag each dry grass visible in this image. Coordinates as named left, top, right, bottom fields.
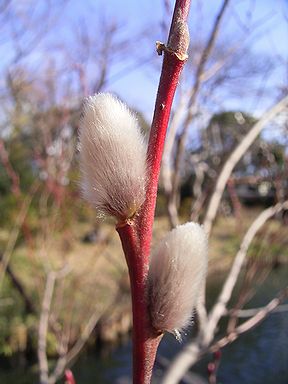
left=2, top=207, right=287, bottom=352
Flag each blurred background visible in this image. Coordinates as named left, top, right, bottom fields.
left=0, top=0, right=287, bottom=383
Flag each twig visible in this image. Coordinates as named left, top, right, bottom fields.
left=207, top=350, right=222, bottom=384
left=0, top=182, right=39, bottom=290
left=209, top=286, right=288, bottom=353
left=138, top=0, right=191, bottom=251
left=203, top=201, right=288, bottom=345
left=48, top=311, right=102, bottom=384
left=162, top=38, right=242, bottom=226
left=168, top=0, right=230, bottom=227
left=231, top=303, right=288, bottom=318
left=1, top=255, right=37, bottom=314
left=38, top=271, right=57, bottom=384
left=38, top=266, right=70, bottom=384
left=203, top=95, right=288, bottom=236
left=64, top=370, right=76, bottom=384
left=49, top=281, right=127, bottom=383
left=117, top=1, right=191, bottom=383
left=161, top=90, right=190, bottom=226
left=162, top=201, right=288, bottom=383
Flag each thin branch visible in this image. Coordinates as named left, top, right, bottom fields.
left=138, top=0, right=191, bottom=252
left=161, top=38, right=243, bottom=225
left=162, top=338, right=202, bottom=384
left=116, top=1, right=191, bottom=383
left=187, top=0, right=230, bottom=107
left=0, top=182, right=39, bottom=290
left=168, top=0, right=230, bottom=227
left=209, top=286, right=288, bottom=353
left=1, top=256, right=37, bottom=314
left=204, top=200, right=288, bottom=345
left=38, top=266, right=70, bottom=384
left=48, top=311, right=102, bottom=384
left=203, top=95, right=288, bottom=235
left=228, top=303, right=288, bottom=318
left=162, top=201, right=288, bottom=383
left=38, top=271, right=57, bottom=384
left=49, top=284, right=127, bottom=383
left=161, top=90, right=190, bottom=195
left=156, top=355, right=207, bottom=384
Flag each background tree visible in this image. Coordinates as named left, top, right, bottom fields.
left=0, top=1, right=287, bottom=383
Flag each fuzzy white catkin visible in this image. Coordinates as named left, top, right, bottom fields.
left=148, top=222, right=208, bottom=337
left=79, top=93, right=147, bottom=221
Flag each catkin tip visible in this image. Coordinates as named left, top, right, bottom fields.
left=79, top=93, right=147, bottom=221
left=148, top=222, right=208, bottom=337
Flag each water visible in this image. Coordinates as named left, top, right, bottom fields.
left=0, top=266, right=287, bottom=383
left=72, top=265, right=288, bottom=384
left=217, top=315, right=288, bottom=384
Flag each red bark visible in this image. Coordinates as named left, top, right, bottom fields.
left=117, top=1, right=191, bottom=382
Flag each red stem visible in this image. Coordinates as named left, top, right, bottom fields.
left=117, top=1, right=191, bottom=382
left=65, top=369, right=76, bottom=384
left=138, top=53, right=186, bottom=255
left=117, top=224, right=162, bottom=384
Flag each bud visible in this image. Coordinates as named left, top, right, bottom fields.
left=148, top=222, right=208, bottom=338
left=65, top=370, right=76, bottom=384
left=79, top=93, right=147, bottom=223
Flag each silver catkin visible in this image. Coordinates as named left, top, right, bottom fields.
left=79, top=93, right=147, bottom=222
left=148, top=222, right=208, bottom=337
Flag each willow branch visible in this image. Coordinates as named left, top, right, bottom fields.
left=209, top=286, right=288, bottom=353
left=116, top=1, right=191, bottom=383
left=162, top=201, right=288, bottom=383
left=0, top=182, right=39, bottom=290
left=168, top=0, right=230, bottom=227
left=232, top=303, right=288, bottom=318
left=38, top=271, right=57, bottom=384
left=203, top=95, right=288, bottom=236
left=204, top=200, right=288, bottom=345
left=48, top=311, right=102, bottom=384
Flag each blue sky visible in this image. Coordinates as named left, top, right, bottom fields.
left=1, top=0, right=288, bottom=125
left=78, top=0, right=288, bottom=119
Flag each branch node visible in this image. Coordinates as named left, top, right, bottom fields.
left=167, top=9, right=190, bottom=60
left=155, top=41, right=188, bottom=61
left=156, top=41, right=166, bottom=56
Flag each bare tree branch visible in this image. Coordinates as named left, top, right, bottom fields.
left=203, top=200, right=288, bottom=345
left=0, top=182, right=39, bottom=290
left=232, top=303, right=288, bottom=318
left=203, top=95, right=288, bottom=235
left=0, top=254, right=37, bottom=314
left=162, top=200, right=288, bottom=383
left=38, top=271, right=57, bottom=384
left=209, top=286, right=288, bottom=353
left=38, top=266, right=71, bottom=384
left=167, top=0, right=231, bottom=227
left=48, top=310, right=102, bottom=384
